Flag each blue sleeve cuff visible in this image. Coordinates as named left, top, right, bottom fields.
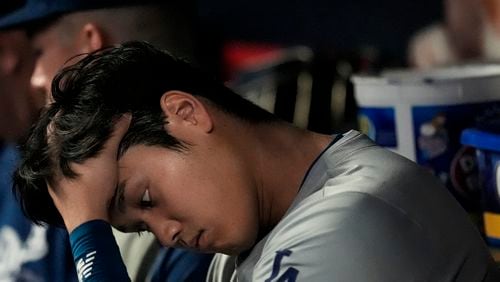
left=70, top=220, right=130, bottom=282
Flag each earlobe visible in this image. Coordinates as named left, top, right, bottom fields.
left=160, top=91, right=213, bottom=133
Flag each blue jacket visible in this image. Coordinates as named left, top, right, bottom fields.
left=0, top=144, right=77, bottom=282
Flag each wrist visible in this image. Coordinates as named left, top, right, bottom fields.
left=63, top=209, right=109, bottom=233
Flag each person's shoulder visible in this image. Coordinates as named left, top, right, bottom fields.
left=251, top=192, right=435, bottom=281
left=268, top=190, right=421, bottom=245
left=0, top=143, right=19, bottom=171
left=323, top=132, right=427, bottom=187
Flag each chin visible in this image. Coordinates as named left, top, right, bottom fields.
left=211, top=225, right=258, bottom=255
left=211, top=240, right=249, bottom=256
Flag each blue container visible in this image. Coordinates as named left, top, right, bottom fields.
left=461, top=128, right=500, bottom=246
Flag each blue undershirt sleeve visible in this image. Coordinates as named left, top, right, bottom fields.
left=69, top=220, right=130, bottom=282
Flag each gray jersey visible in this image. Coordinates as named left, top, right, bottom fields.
left=208, top=130, right=499, bottom=282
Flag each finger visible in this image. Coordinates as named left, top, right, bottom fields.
left=102, top=113, right=132, bottom=155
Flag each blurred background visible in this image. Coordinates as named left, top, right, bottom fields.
left=196, top=0, right=442, bottom=133
left=197, top=0, right=441, bottom=67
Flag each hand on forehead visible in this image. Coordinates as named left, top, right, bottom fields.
left=45, top=114, right=132, bottom=232
left=45, top=113, right=132, bottom=178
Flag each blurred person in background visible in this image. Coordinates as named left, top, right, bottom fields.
left=0, top=15, right=77, bottom=282
left=408, top=0, right=500, bottom=69
left=0, top=0, right=213, bottom=281
left=0, top=31, right=41, bottom=143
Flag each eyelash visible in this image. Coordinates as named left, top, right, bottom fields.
left=140, top=200, right=153, bottom=209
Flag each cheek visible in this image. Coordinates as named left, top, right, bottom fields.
left=190, top=179, right=260, bottom=253
left=153, top=176, right=259, bottom=253
left=150, top=150, right=260, bottom=252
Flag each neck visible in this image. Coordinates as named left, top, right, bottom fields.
left=249, top=122, right=333, bottom=238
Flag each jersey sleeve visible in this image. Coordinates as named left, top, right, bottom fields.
left=69, top=220, right=130, bottom=282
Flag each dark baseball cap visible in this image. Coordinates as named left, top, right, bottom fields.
left=0, top=0, right=155, bottom=30
left=0, top=0, right=25, bottom=16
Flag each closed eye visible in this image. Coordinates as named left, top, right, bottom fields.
left=140, top=189, right=153, bottom=209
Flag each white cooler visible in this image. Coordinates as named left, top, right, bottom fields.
left=352, top=65, right=500, bottom=209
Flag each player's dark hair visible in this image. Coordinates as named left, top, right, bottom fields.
left=13, top=41, right=278, bottom=226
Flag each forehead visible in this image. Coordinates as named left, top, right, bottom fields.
left=119, top=144, right=165, bottom=165
left=118, top=145, right=161, bottom=175
left=117, top=144, right=191, bottom=181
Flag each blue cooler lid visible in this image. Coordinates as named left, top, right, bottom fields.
left=461, top=128, right=500, bottom=151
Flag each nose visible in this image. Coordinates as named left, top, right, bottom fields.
left=30, top=61, right=51, bottom=105
left=147, top=218, right=183, bottom=247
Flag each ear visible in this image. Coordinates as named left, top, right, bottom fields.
left=76, top=23, right=105, bottom=53
left=160, top=91, right=214, bottom=134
